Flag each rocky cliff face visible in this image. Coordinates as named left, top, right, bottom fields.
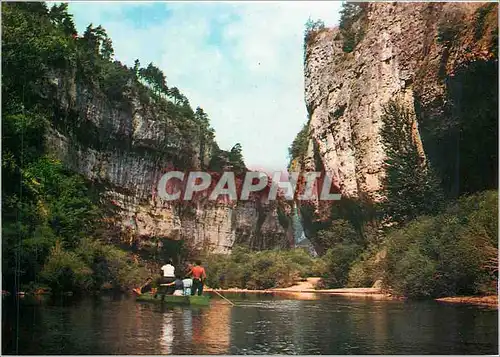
left=44, top=70, right=289, bottom=254
left=303, top=2, right=498, bottom=202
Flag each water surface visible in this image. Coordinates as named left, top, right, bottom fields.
left=3, top=293, right=498, bottom=354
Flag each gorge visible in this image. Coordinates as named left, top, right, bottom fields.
left=2, top=2, right=498, bottom=298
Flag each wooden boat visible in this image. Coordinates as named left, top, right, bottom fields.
left=135, top=293, right=211, bottom=306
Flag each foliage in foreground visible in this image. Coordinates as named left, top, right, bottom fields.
left=380, top=190, right=498, bottom=298
left=345, top=190, right=498, bottom=298
left=300, top=190, right=498, bottom=299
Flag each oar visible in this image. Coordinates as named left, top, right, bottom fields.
left=212, top=289, right=235, bottom=306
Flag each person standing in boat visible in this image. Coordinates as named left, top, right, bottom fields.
left=189, top=260, right=207, bottom=296
left=158, top=259, right=176, bottom=295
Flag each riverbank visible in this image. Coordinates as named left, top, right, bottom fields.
left=205, top=278, right=393, bottom=299
left=435, top=295, right=499, bottom=307
left=205, top=278, right=498, bottom=307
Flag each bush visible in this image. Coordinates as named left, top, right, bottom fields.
left=319, top=243, right=363, bottom=288
left=204, top=247, right=323, bottom=290
left=303, top=18, right=325, bottom=47
left=474, top=3, right=496, bottom=41
left=41, top=241, right=93, bottom=293
left=75, top=238, right=149, bottom=291
left=316, top=219, right=359, bottom=248
left=379, top=190, right=498, bottom=298
left=346, top=247, right=380, bottom=288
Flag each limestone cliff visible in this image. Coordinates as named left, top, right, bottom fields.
left=44, top=70, right=289, bottom=254
left=302, top=2, right=498, bottom=203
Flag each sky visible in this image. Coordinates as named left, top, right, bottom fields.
left=57, top=1, right=343, bottom=172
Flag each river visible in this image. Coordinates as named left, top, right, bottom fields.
left=2, top=292, right=498, bottom=355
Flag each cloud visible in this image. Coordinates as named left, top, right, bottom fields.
left=64, top=1, right=342, bottom=171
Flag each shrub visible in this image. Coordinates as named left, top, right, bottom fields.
left=319, top=243, right=363, bottom=288
left=304, top=18, right=325, bottom=46
left=474, top=3, right=496, bottom=41
left=204, top=247, right=323, bottom=290
left=316, top=219, right=359, bottom=248
left=75, top=238, right=149, bottom=291
left=346, top=247, right=380, bottom=288
left=41, top=241, right=93, bottom=293
left=379, top=190, right=498, bottom=298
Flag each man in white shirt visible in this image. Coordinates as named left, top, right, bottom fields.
left=161, top=260, right=175, bottom=278
left=157, top=259, right=176, bottom=296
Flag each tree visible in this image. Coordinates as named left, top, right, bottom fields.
left=304, top=18, right=325, bottom=40
left=338, top=2, right=367, bottom=53
left=48, top=3, right=76, bottom=36
left=303, top=18, right=325, bottom=55
left=193, top=107, right=215, bottom=168
left=288, top=123, right=310, bottom=169
left=133, top=59, right=140, bottom=77
left=138, top=63, right=168, bottom=97
left=228, top=143, right=246, bottom=173
left=168, top=87, right=182, bottom=105
left=380, top=100, right=445, bottom=225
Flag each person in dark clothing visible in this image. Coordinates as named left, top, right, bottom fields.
left=162, top=274, right=185, bottom=296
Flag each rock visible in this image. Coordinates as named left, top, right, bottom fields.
left=303, top=2, right=496, bottom=202
left=45, top=72, right=289, bottom=253
left=372, top=280, right=383, bottom=289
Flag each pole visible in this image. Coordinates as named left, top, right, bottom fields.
left=212, top=290, right=235, bottom=306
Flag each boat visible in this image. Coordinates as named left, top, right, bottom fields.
left=135, top=293, right=211, bottom=306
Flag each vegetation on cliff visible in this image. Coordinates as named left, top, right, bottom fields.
left=287, top=123, right=309, bottom=170
left=287, top=99, right=498, bottom=297
left=379, top=100, right=445, bottom=226
left=303, top=18, right=325, bottom=59
left=2, top=2, right=246, bottom=294
left=290, top=2, right=498, bottom=299
left=338, top=2, right=368, bottom=53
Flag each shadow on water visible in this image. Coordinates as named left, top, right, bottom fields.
left=2, top=292, right=498, bottom=355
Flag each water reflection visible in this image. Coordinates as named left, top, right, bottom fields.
left=2, top=293, right=498, bottom=355
left=160, top=312, right=174, bottom=354
left=182, top=309, right=192, bottom=341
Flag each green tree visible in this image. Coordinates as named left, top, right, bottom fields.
left=304, top=18, right=325, bottom=42
left=133, top=59, right=140, bottom=77
left=316, top=219, right=359, bottom=248
left=138, top=62, right=168, bottom=97
left=168, top=87, right=183, bottom=105
left=339, top=2, right=367, bottom=53
left=228, top=143, right=246, bottom=173
left=194, top=107, right=215, bottom=168
left=82, top=24, right=114, bottom=61
left=288, top=123, right=310, bottom=169
left=48, top=3, right=77, bottom=36
left=380, top=100, right=445, bottom=225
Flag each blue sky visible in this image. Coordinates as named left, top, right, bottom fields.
left=55, top=1, right=343, bottom=171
